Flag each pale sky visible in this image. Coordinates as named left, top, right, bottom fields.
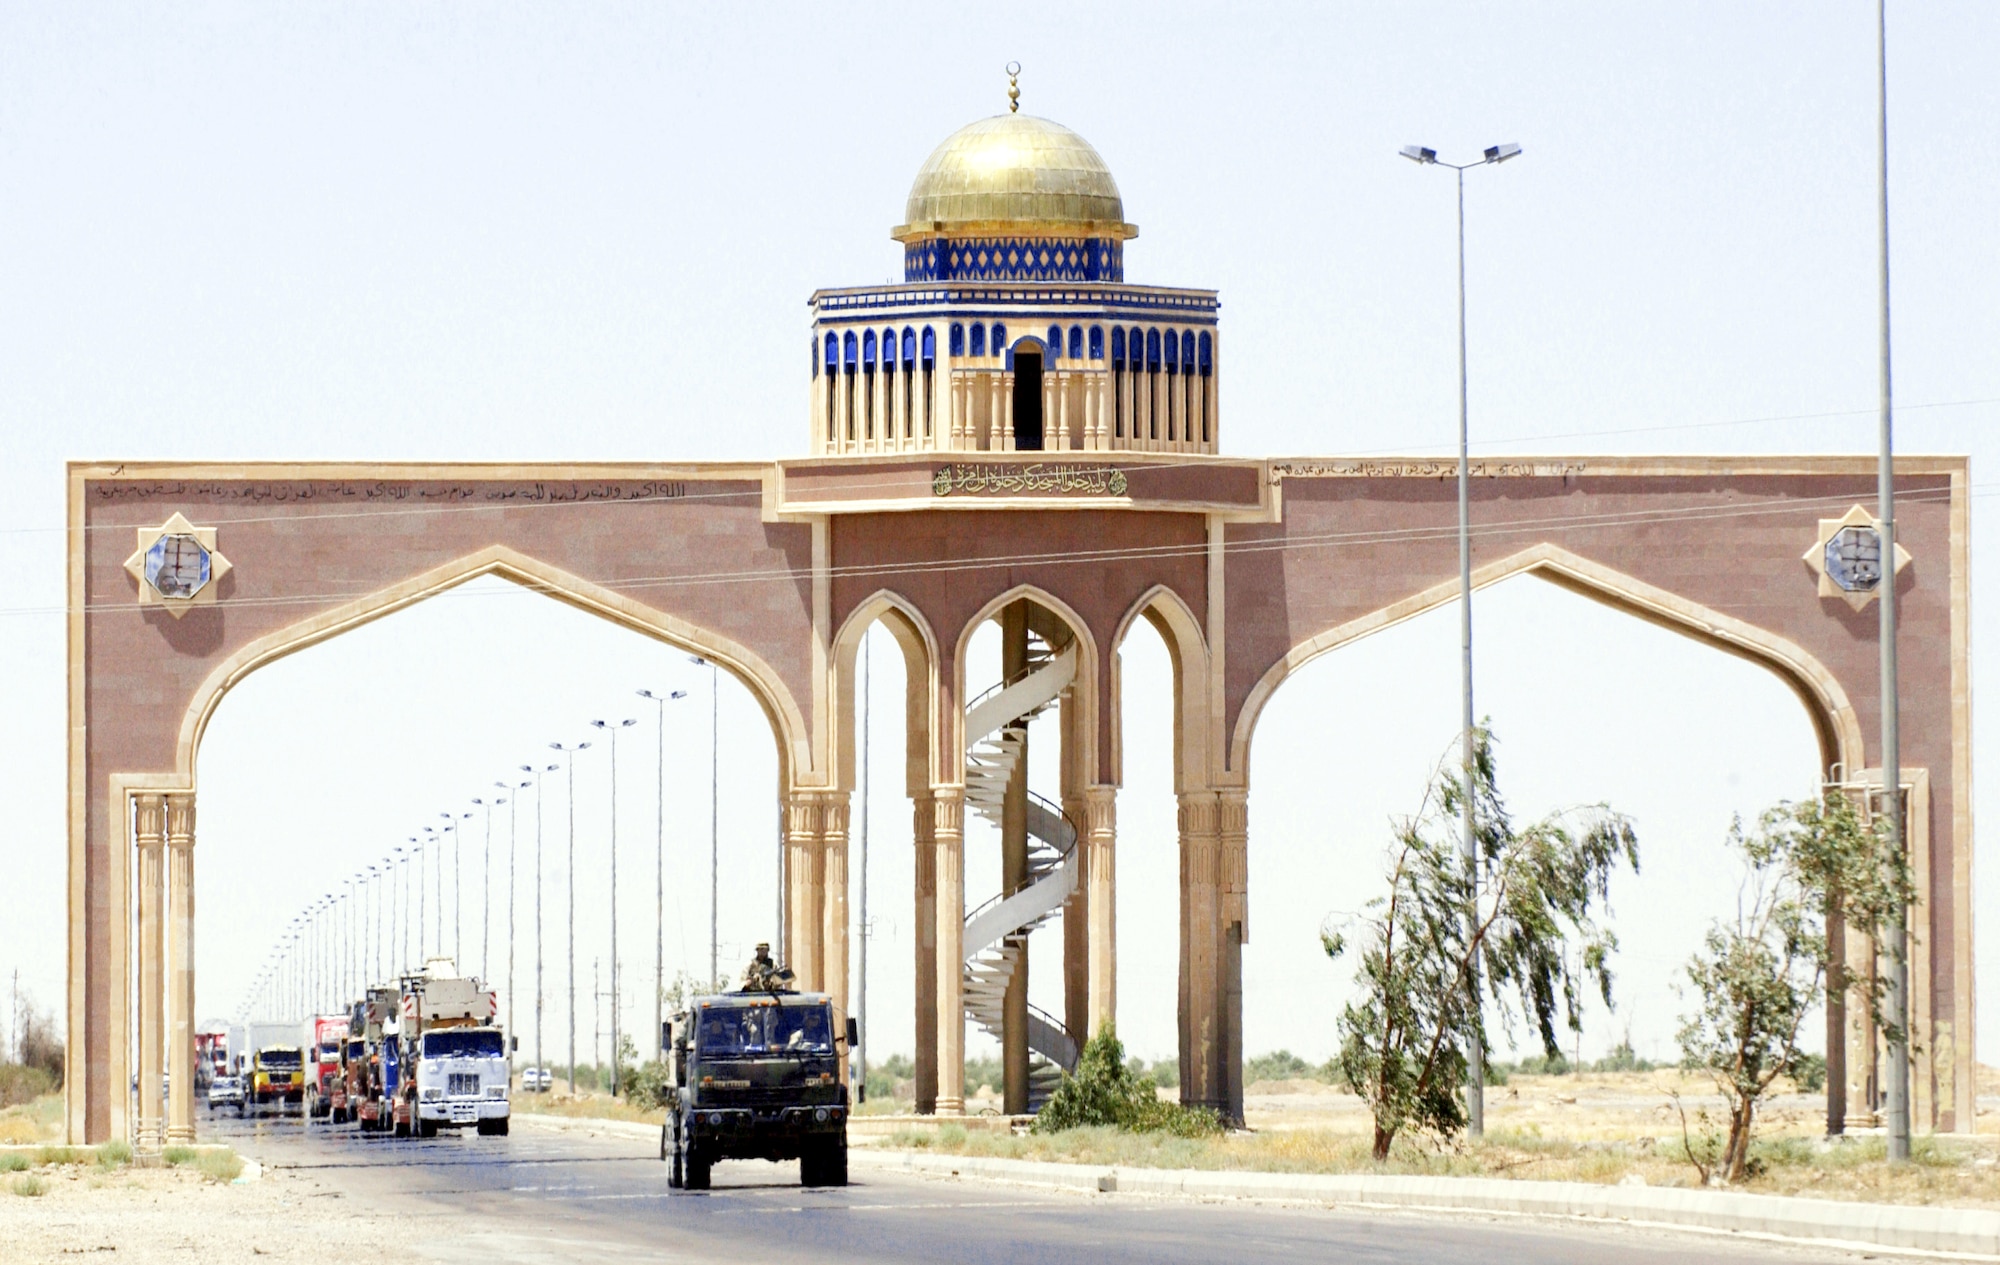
left=2, top=3, right=1996, bottom=1075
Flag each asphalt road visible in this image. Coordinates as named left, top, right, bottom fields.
left=204, top=1108, right=1861, bottom=1264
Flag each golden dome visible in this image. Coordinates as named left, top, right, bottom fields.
left=894, top=114, right=1138, bottom=242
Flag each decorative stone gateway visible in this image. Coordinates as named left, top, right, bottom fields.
left=63, top=92, right=1978, bottom=1149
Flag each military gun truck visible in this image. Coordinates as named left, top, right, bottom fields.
left=661, top=950, right=854, bottom=1190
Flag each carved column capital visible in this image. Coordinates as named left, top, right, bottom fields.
left=931, top=785, right=965, bottom=839
left=164, top=793, right=196, bottom=850
left=134, top=793, right=167, bottom=848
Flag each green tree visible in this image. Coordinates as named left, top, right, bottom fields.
left=1676, top=796, right=1910, bottom=1183
left=1328, top=728, right=1638, bottom=1160
left=1032, top=1023, right=1220, bottom=1137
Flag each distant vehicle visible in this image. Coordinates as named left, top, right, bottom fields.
left=522, top=1068, right=552, bottom=1092
left=207, top=1075, right=244, bottom=1110
left=244, top=1046, right=306, bottom=1116
left=663, top=953, right=852, bottom=1190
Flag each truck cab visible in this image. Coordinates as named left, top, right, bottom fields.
left=663, top=988, right=851, bottom=1190
left=411, top=1025, right=511, bottom=1136
left=244, top=1045, right=305, bottom=1115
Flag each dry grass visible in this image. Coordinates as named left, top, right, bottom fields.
left=0, top=1093, right=64, bottom=1145
left=872, top=1069, right=2000, bottom=1209
left=510, top=1091, right=663, bottom=1126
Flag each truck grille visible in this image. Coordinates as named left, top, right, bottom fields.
left=448, top=1073, right=480, bottom=1098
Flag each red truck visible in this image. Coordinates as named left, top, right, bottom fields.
left=305, top=1014, right=350, bottom=1120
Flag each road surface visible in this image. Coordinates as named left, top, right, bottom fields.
left=204, top=1109, right=1861, bottom=1264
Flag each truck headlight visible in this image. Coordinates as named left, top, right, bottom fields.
left=814, top=1108, right=829, bottom=1122
left=421, top=1087, right=443, bottom=1101
left=486, top=1087, right=507, bottom=1099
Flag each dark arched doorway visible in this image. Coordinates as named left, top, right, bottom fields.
left=1011, top=347, right=1044, bottom=450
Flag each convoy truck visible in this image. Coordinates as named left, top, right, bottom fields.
left=194, top=1025, right=230, bottom=1093
left=305, top=1014, right=350, bottom=1119
left=242, top=1045, right=306, bottom=1115
left=398, top=959, right=510, bottom=1138
left=662, top=967, right=852, bottom=1190
left=344, top=987, right=399, bottom=1131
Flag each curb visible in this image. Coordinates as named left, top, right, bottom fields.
left=850, top=1149, right=2000, bottom=1260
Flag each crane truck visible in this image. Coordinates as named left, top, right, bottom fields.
left=397, top=959, right=510, bottom=1138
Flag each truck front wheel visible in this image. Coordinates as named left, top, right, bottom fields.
left=416, top=1117, right=437, bottom=1139
left=684, top=1142, right=711, bottom=1191
left=476, top=1117, right=509, bottom=1137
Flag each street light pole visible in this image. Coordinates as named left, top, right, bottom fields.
left=1400, top=139, right=1522, bottom=1139
left=472, top=797, right=503, bottom=986
left=690, top=655, right=719, bottom=985
left=501, top=779, right=530, bottom=1069
left=525, top=762, right=556, bottom=1084
left=638, top=688, right=688, bottom=1060
left=551, top=741, right=591, bottom=1095
left=1875, top=0, right=1910, bottom=1164
left=592, top=717, right=639, bottom=1096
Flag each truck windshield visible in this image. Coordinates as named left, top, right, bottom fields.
left=697, top=1004, right=833, bottom=1056
left=423, top=1030, right=505, bottom=1058
left=260, top=1050, right=301, bottom=1068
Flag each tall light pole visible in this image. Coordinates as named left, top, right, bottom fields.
left=473, top=797, right=504, bottom=985
left=592, top=717, right=638, bottom=1095
left=422, top=828, right=442, bottom=962
left=442, top=810, right=473, bottom=967
left=551, top=741, right=591, bottom=1095
left=524, top=762, right=557, bottom=1083
left=1400, top=138, right=1522, bottom=1139
left=1874, top=0, right=1909, bottom=1164
left=638, top=688, right=687, bottom=1059
left=690, top=655, right=720, bottom=984
left=501, top=779, right=531, bottom=1069
left=858, top=634, right=870, bottom=1096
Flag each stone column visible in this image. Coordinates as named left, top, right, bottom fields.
left=1051, top=371, right=1068, bottom=451
left=911, top=791, right=938, bottom=1113
left=166, top=793, right=197, bottom=1143
left=821, top=794, right=850, bottom=1016
left=133, top=794, right=166, bottom=1150
left=783, top=792, right=823, bottom=990
left=1218, top=788, right=1248, bottom=1126
left=1084, top=788, right=1117, bottom=1034
left=995, top=373, right=1013, bottom=451
left=1178, top=790, right=1222, bottom=1112
left=932, top=786, right=966, bottom=1114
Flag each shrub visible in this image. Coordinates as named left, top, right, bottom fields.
left=1244, top=1050, right=1314, bottom=1084
left=196, top=1149, right=244, bottom=1183
left=1791, top=1052, right=1827, bottom=1093
left=161, top=1146, right=197, bottom=1167
left=621, top=1060, right=674, bottom=1111
left=34, top=1146, right=79, bottom=1167
left=1033, top=1024, right=1222, bottom=1138
left=95, top=1141, right=132, bottom=1169
left=0, top=1153, right=27, bottom=1172
left=11, top=1173, right=44, bottom=1197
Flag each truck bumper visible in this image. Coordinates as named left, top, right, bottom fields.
left=418, top=1099, right=510, bottom=1126
left=687, top=1106, right=846, bottom=1158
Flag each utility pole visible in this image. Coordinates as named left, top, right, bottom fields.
left=592, top=718, right=637, bottom=1095
left=638, top=689, right=686, bottom=1061
left=690, top=656, right=720, bottom=986
left=1876, top=0, right=1910, bottom=1164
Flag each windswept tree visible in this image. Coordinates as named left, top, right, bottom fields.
left=1328, top=727, right=1638, bottom=1159
left=1677, top=795, right=1910, bottom=1183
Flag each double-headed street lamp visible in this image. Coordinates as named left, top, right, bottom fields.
left=638, top=687, right=688, bottom=1058
left=1400, top=138, right=1522, bottom=1139
left=473, top=796, right=506, bottom=986
left=441, top=810, right=473, bottom=965
left=689, top=655, right=720, bottom=984
left=500, top=777, right=532, bottom=1068
left=591, top=717, right=639, bottom=1095
left=551, top=740, right=591, bottom=1095
left=523, top=762, right=558, bottom=1085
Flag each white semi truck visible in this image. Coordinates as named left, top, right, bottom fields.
left=398, top=959, right=510, bottom=1138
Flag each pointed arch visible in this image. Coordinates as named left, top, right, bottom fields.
left=1229, top=541, right=1863, bottom=781
left=1109, top=584, right=1211, bottom=792
left=831, top=589, right=941, bottom=793
left=947, top=583, right=1102, bottom=787
left=173, top=543, right=813, bottom=789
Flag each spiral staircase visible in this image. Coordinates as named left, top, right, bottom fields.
left=962, top=639, right=1082, bottom=1108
